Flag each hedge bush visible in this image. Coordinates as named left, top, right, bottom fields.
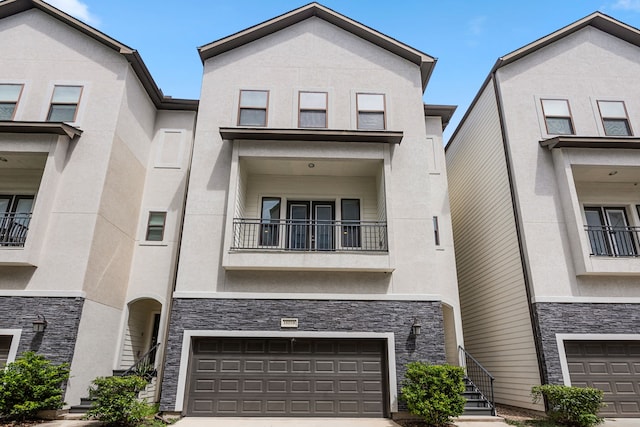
left=0, top=351, right=70, bottom=420
left=86, top=375, right=154, bottom=426
left=401, top=362, right=466, bottom=426
left=532, top=384, right=604, bottom=427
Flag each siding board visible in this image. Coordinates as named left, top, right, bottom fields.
left=446, top=81, right=542, bottom=410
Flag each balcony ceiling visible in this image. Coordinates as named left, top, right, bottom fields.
left=0, top=152, right=47, bottom=170
left=573, top=165, right=640, bottom=183
left=241, top=157, right=381, bottom=177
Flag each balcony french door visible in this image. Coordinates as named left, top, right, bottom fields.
left=287, top=201, right=334, bottom=251
left=585, top=207, right=637, bottom=257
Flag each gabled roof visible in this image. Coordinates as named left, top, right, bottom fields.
left=0, top=0, right=198, bottom=111
left=447, top=11, right=640, bottom=149
left=198, top=2, right=436, bottom=91
left=495, top=11, right=640, bottom=69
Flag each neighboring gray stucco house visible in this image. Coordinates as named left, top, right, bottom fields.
left=0, top=0, right=197, bottom=407
left=447, top=12, right=640, bottom=418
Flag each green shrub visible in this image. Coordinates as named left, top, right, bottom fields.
left=400, top=362, right=466, bottom=426
left=532, top=384, right=604, bottom=427
left=0, top=351, right=70, bottom=420
left=86, top=375, right=154, bottom=426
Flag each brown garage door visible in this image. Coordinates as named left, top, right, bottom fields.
left=565, top=340, right=640, bottom=417
left=186, top=338, right=387, bottom=417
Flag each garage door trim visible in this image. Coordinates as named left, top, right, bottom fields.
left=175, top=330, right=397, bottom=413
left=556, top=333, right=640, bottom=387
left=0, top=329, right=22, bottom=366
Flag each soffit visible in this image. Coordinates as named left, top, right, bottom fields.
left=220, top=127, right=403, bottom=144
left=0, top=121, right=82, bottom=138
left=540, top=136, right=640, bottom=150
left=199, top=2, right=436, bottom=91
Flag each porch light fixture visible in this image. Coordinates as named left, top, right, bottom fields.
left=32, top=314, right=47, bottom=333
left=308, top=162, right=315, bottom=168
left=411, top=318, right=422, bottom=336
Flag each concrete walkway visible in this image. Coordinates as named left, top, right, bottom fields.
left=170, top=416, right=512, bottom=427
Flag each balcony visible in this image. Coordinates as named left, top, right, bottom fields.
left=585, top=225, right=639, bottom=257
left=0, top=212, right=32, bottom=247
left=231, top=218, right=388, bottom=252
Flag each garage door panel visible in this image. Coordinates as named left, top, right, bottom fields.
left=187, top=338, right=386, bottom=417
left=565, top=340, right=640, bottom=418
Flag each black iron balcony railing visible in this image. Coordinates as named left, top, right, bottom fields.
left=0, top=212, right=32, bottom=247
left=585, top=225, right=639, bottom=257
left=231, top=218, right=388, bottom=252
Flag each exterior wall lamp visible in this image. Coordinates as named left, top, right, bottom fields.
left=411, top=318, right=422, bottom=336
left=33, top=314, right=47, bottom=333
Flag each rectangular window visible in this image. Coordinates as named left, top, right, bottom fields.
left=299, top=91, right=327, bottom=128
left=47, top=85, right=82, bottom=122
left=146, top=212, right=167, bottom=241
left=341, top=199, right=361, bottom=248
left=260, top=197, right=281, bottom=246
left=541, top=99, right=574, bottom=135
left=238, top=90, right=268, bottom=126
left=433, top=216, right=440, bottom=246
left=598, top=100, right=632, bottom=136
left=584, top=206, right=636, bottom=257
left=357, top=93, right=385, bottom=130
left=0, top=84, right=23, bottom=120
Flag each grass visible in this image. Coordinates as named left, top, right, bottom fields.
left=505, top=419, right=564, bottom=427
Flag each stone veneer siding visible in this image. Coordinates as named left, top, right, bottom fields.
left=534, top=302, right=640, bottom=384
left=160, top=298, right=446, bottom=412
left=0, top=296, right=84, bottom=366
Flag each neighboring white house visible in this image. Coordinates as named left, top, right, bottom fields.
left=158, top=3, right=463, bottom=418
left=0, top=0, right=197, bottom=406
left=446, top=12, right=640, bottom=418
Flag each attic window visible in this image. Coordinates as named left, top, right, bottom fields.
left=357, top=93, right=386, bottom=130
left=541, top=99, right=574, bottom=135
left=47, top=85, right=83, bottom=122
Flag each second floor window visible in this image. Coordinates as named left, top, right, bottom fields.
left=541, top=99, right=574, bottom=135
left=357, top=93, right=385, bottom=130
left=47, top=85, right=82, bottom=122
left=0, top=84, right=23, bottom=121
left=146, top=211, right=167, bottom=241
left=584, top=206, right=636, bottom=257
left=598, top=100, right=632, bottom=136
left=238, top=90, right=268, bottom=126
left=299, top=91, right=327, bottom=128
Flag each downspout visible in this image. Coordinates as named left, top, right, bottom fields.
left=491, top=72, right=549, bottom=389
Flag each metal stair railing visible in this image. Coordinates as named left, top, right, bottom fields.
left=459, top=345, right=496, bottom=415
left=121, top=342, right=161, bottom=381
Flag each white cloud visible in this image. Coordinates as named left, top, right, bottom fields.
left=611, top=0, right=640, bottom=11
left=468, top=15, right=487, bottom=36
left=47, top=0, right=100, bottom=26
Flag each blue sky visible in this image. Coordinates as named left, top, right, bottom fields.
left=45, top=0, right=640, bottom=140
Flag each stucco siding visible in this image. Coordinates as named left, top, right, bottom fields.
left=447, top=82, right=542, bottom=409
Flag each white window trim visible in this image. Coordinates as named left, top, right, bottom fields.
left=174, top=330, right=397, bottom=413
left=555, top=333, right=640, bottom=386
left=139, top=208, right=170, bottom=246
left=0, top=329, right=22, bottom=366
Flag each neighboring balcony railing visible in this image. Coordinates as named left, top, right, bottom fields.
left=585, top=225, right=639, bottom=257
left=0, top=212, right=32, bottom=247
left=231, top=218, right=388, bottom=252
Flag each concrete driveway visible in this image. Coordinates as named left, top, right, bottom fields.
left=603, top=419, right=640, bottom=427
left=172, top=418, right=403, bottom=427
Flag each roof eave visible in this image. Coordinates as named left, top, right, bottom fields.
left=198, top=2, right=436, bottom=89
left=0, top=121, right=83, bottom=138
